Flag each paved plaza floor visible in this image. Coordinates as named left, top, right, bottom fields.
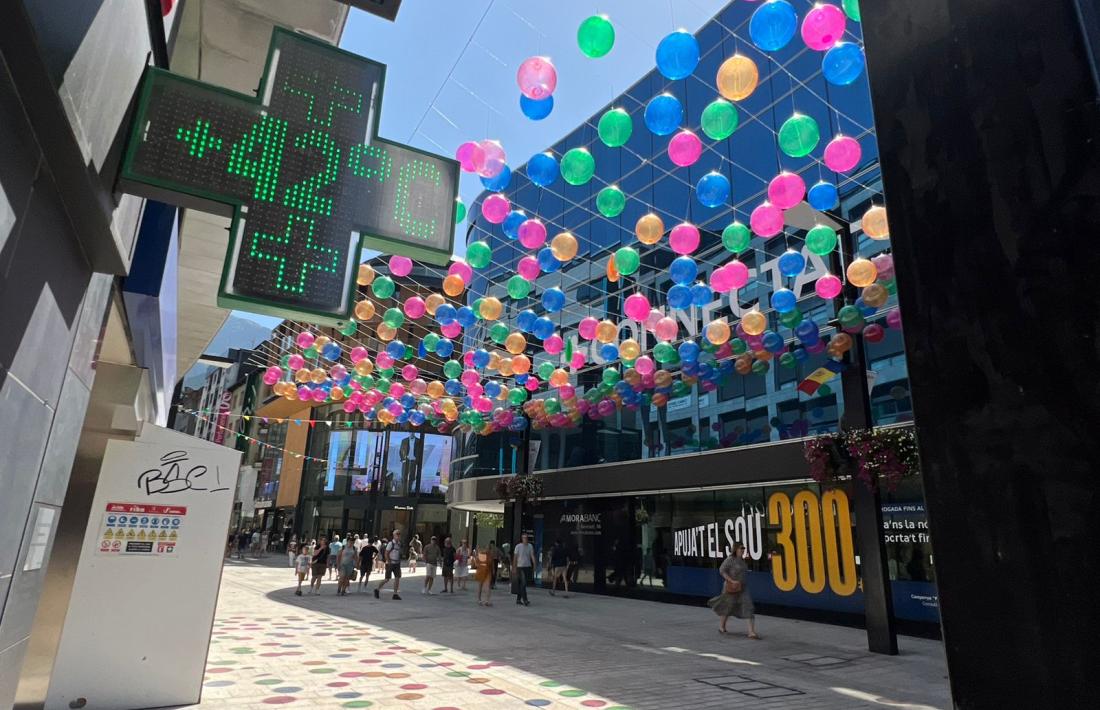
left=188, top=557, right=951, bottom=709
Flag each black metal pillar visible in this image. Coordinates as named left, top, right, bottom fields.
left=864, top=1, right=1100, bottom=706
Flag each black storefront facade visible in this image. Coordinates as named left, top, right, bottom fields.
left=449, top=431, right=939, bottom=636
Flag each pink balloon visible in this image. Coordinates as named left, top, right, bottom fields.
left=288, top=353, right=305, bottom=370
left=802, top=3, right=847, bottom=51
left=806, top=339, right=827, bottom=354
left=481, top=193, right=510, bottom=223
left=389, top=255, right=413, bottom=277
left=654, top=316, right=678, bottom=341
left=467, top=382, right=484, bottom=398
left=669, top=222, right=701, bottom=255
left=389, top=382, right=406, bottom=398
left=441, top=321, right=463, bottom=338
left=461, top=369, right=480, bottom=387
left=517, top=56, right=557, bottom=100
left=724, top=259, right=750, bottom=289
left=343, top=400, right=357, bottom=414
left=815, top=273, right=844, bottom=299
left=544, top=334, right=564, bottom=354
left=644, top=309, right=663, bottom=332
left=709, top=265, right=735, bottom=293
left=872, top=253, right=895, bottom=280
left=462, top=350, right=476, bottom=367
left=410, top=378, right=427, bottom=395
left=518, top=218, right=548, bottom=249
left=570, top=352, right=586, bottom=369
left=578, top=316, right=599, bottom=340
left=401, top=364, right=418, bottom=381
left=750, top=202, right=784, bottom=237
left=330, top=364, right=347, bottom=381
left=311, top=388, right=328, bottom=403
left=667, top=130, right=703, bottom=167
left=517, top=256, right=541, bottom=280
left=475, top=139, right=506, bottom=179
left=448, top=260, right=474, bottom=283
left=823, top=135, right=862, bottom=173
left=349, top=346, right=368, bottom=364
left=455, top=141, right=484, bottom=172
left=474, top=396, right=493, bottom=413
left=886, top=309, right=903, bottom=329
left=295, top=331, right=315, bottom=349
left=262, top=371, right=279, bottom=386
left=525, top=377, right=541, bottom=392
left=641, top=372, right=656, bottom=388
left=623, top=293, right=651, bottom=321
left=387, top=402, right=404, bottom=416
left=767, top=172, right=806, bottom=210
left=403, top=296, right=426, bottom=319
left=375, top=352, right=394, bottom=369
left=559, top=384, right=576, bottom=399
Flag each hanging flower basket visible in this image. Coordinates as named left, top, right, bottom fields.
left=494, top=474, right=544, bottom=502
left=804, top=428, right=920, bottom=491
left=473, top=512, right=504, bottom=529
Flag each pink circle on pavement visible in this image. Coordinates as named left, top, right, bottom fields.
left=481, top=689, right=505, bottom=695
left=401, top=684, right=428, bottom=690
left=262, top=697, right=296, bottom=705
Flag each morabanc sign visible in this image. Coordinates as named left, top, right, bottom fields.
left=121, top=28, right=459, bottom=326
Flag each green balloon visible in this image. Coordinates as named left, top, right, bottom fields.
left=507, top=274, right=532, bottom=299
left=508, top=388, right=528, bottom=405
left=598, top=108, right=632, bottom=147
left=602, top=368, right=621, bottom=385
left=303, top=346, right=319, bottom=359
left=779, top=308, right=803, bottom=328
left=577, top=14, right=615, bottom=58
left=842, top=0, right=861, bottom=22
left=537, top=361, right=555, bottom=380
left=613, top=246, right=640, bottom=275
left=422, top=332, right=440, bottom=351
left=838, top=305, right=863, bottom=328
left=455, top=197, right=467, bottom=223
left=560, top=147, right=596, bottom=185
left=779, top=352, right=797, bottom=369
left=489, top=322, right=510, bottom=344
left=671, top=381, right=689, bottom=397
left=596, top=186, right=626, bottom=218
left=472, top=297, right=484, bottom=319
left=751, top=359, right=770, bottom=375
left=730, top=338, right=747, bottom=356
left=653, top=342, right=676, bottom=363
left=382, top=307, right=405, bottom=329
left=806, top=225, right=838, bottom=255
left=377, top=377, right=392, bottom=393
left=466, top=240, right=492, bottom=269
left=701, top=99, right=738, bottom=141
left=378, top=368, right=394, bottom=380
left=404, top=345, right=414, bottom=360
left=443, top=360, right=462, bottom=379
left=339, top=320, right=357, bottom=336
left=817, top=384, right=833, bottom=397
left=371, top=275, right=395, bottom=299
left=359, top=374, right=376, bottom=389
left=280, top=354, right=290, bottom=367
left=885, top=279, right=897, bottom=295
left=778, top=114, right=820, bottom=158
left=721, top=221, right=751, bottom=253
left=544, top=398, right=561, bottom=415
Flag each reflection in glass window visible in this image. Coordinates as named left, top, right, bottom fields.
left=419, top=434, right=453, bottom=495
left=384, top=432, right=416, bottom=497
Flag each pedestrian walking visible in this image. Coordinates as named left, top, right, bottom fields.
left=548, top=538, right=571, bottom=597
left=474, top=544, right=493, bottom=606
left=294, top=544, right=310, bottom=596
left=328, top=535, right=343, bottom=580
left=236, top=529, right=249, bottom=559
left=421, top=535, right=441, bottom=595
left=487, top=540, right=499, bottom=588
left=708, top=542, right=759, bottom=639
left=251, top=529, right=261, bottom=556
left=358, top=536, right=377, bottom=593
left=309, top=537, right=329, bottom=595
left=441, top=537, right=456, bottom=593
left=408, top=533, right=422, bottom=572
left=455, top=539, right=470, bottom=590
left=512, top=533, right=535, bottom=606
left=287, top=534, right=298, bottom=569
left=337, top=539, right=357, bottom=596
left=374, top=529, right=404, bottom=600
left=374, top=538, right=385, bottom=574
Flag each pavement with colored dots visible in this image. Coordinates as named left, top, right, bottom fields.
left=187, top=557, right=951, bottom=709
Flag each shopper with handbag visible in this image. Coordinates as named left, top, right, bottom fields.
left=707, top=542, right=759, bottom=639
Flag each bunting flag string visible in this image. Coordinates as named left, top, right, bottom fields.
left=178, top=406, right=329, bottom=463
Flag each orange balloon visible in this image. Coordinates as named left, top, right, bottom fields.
left=354, top=298, right=376, bottom=321
left=847, top=258, right=878, bottom=288
left=375, top=323, right=397, bottom=341
left=619, top=338, right=640, bottom=360
left=480, top=296, right=503, bottom=320
left=831, top=332, right=854, bottom=353
left=357, top=263, right=375, bottom=286
left=607, top=255, right=620, bottom=282
left=550, top=232, right=579, bottom=261
left=635, top=213, right=665, bottom=245
left=512, top=354, right=531, bottom=375
left=313, top=335, right=331, bottom=350
left=705, top=319, right=731, bottom=345
left=310, top=368, right=326, bottom=384
left=741, top=310, right=767, bottom=336
left=354, top=359, right=374, bottom=377
left=505, top=332, right=528, bottom=355
left=330, top=386, right=345, bottom=402
left=487, top=351, right=502, bottom=370
left=596, top=319, right=618, bottom=343
left=735, top=355, right=753, bottom=375
left=294, top=367, right=310, bottom=383
left=549, top=368, right=570, bottom=387
left=652, top=393, right=668, bottom=407
left=862, top=283, right=889, bottom=308
left=654, top=369, right=673, bottom=388
left=862, top=205, right=889, bottom=240
left=426, top=380, right=444, bottom=398
left=717, top=54, right=758, bottom=101
left=424, top=293, right=445, bottom=315
left=443, top=274, right=465, bottom=297
left=624, top=368, right=641, bottom=386
left=498, top=357, right=515, bottom=377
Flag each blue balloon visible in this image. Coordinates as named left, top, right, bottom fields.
left=656, top=30, right=700, bottom=80
left=778, top=249, right=806, bottom=277
left=762, top=330, right=785, bottom=353
left=667, top=283, right=692, bottom=309
left=456, top=306, right=476, bottom=327
left=502, top=209, right=526, bottom=239
left=322, top=342, right=342, bottom=361
left=435, top=337, right=454, bottom=357
left=473, top=348, right=491, bottom=368
left=771, top=287, right=797, bottom=313
left=537, top=247, right=561, bottom=273
left=484, top=381, right=502, bottom=398
left=527, top=152, right=558, bottom=187
left=678, top=340, right=701, bottom=362
left=670, top=256, right=698, bottom=285
left=386, top=340, right=406, bottom=359
left=444, top=379, right=463, bottom=396
left=520, top=93, right=554, bottom=120
left=691, top=283, right=712, bottom=306
left=795, top=319, right=820, bottom=344
left=400, top=393, right=416, bottom=409
left=644, top=94, right=683, bottom=136
left=823, top=42, right=866, bottom=86
left=364, top=408, right=377, bottom=421
left=532, top=316, right=556, bottom=340
left=599, top=343, right=620, bottom=361
left=856, top=296, right=877, bottom=317
left=480, top=164, right=511, bottom=191
left=381, top=397, right=394, bottom=409
left=808, top=181, right=839, bottom=211
left=749, top=0, right=798, bottom=52
left=514, top=373, right=529, bottom=385
left=509, top=415, right=528, bottom=431
left=696, top=172, right=730, bottom=208
left=542, top=287, right=566, bottom=313
left=435, top=303, right=456, bottom=325
left=517, top=309, right=537, bottom=332
left=409, top=410, right=426, bottom=426
left=793, top=347, right=809, bottom=362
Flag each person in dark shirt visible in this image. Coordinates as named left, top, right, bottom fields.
left=548, top=539, right=571, bottom=597
left=309, top=537, right=329, bottom=595
left=357, top=537, right=377, bottom=593
left=441, top=536, right=457, bottom=593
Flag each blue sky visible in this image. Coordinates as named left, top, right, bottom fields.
left=236, top=0, right=728, bottom=331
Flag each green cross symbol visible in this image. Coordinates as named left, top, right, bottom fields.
left=175, top=118, right=222, bottom=158
left=249, top=213, right=338, bottom=295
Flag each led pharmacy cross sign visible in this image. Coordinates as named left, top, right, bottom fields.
left=121, top=28, right=459, bottom=325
